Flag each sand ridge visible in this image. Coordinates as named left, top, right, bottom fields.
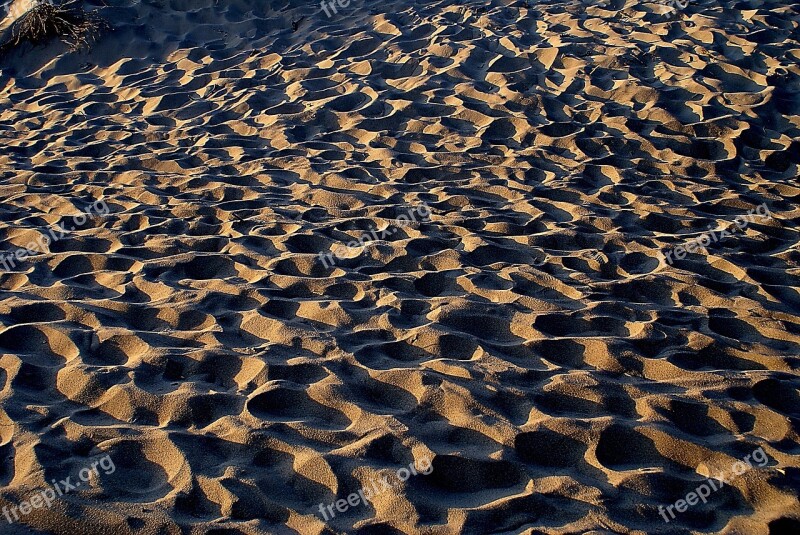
left=0, top=0, right=799, bottom=533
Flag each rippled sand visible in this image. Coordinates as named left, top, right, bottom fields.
left=0, top=0, right=799, bottom=533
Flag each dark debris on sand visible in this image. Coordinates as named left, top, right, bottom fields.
left=0, top=0, right=107, bottom=54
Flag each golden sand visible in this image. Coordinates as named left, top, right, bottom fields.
left=0, top=0, right=798, bottom=533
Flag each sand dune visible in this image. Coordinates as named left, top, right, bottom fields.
left=0, top=0, right=799, bottom=533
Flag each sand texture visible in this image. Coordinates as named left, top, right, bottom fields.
left=1, top=0, right=800, bottom=533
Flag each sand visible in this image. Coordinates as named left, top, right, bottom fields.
left=0, top=0, right=799, bottom=533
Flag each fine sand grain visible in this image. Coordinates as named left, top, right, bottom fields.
left=0, top=0, right=799, bottom=533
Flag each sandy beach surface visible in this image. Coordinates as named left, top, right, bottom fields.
left=0, top=0, right=799, bottom=533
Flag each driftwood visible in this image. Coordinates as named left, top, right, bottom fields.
left=0, top=0, right=106, bottom=53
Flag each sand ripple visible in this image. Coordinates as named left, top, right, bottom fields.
left=0, top=0, right=799, bottom=533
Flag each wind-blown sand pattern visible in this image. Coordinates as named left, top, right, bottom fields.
left=0, top=0, right=799, bottom=533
